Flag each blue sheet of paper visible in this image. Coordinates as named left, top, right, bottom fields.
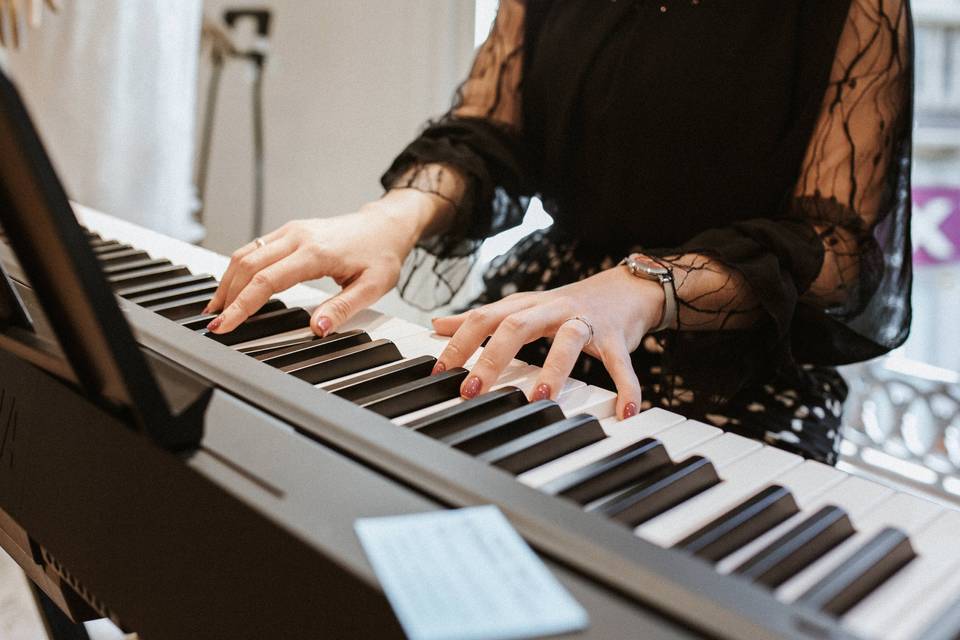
left=354, top=505, right=590, bottom=640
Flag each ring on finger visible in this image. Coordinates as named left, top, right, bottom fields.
left=563, top=315, right=594, bottom=346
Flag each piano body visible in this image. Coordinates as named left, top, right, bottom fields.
left=0, top=69, right=959, bottom=640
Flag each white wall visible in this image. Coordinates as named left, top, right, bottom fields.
left=198, top=1, right=476, bottom=256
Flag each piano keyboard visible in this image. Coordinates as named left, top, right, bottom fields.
left=77, top=206, right=960, bottom=640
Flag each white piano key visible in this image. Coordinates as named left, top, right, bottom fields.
left=650, top=420, right=724, bottom=459
left=392, top=363, right=579, bottom=426
left=716, top=475, right=895, bottom=575
left=670, top=432, right=762, bottom=470
left=843, top=510, right=960, bottom=639
left=884, top=555, right=960, bottom=640
left=343, top=311, right=429, bottom=342
left=635, top=447, right=806, bottom=547
left=775, top=492, right=944, bottom=604
left=231, top=327, right=316, bottom=352
left=557, top=385, right=617, bottom=419
left=517, top=409, right=687, bottom=488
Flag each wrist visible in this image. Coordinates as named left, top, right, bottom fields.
left=367, top=189, right=453, bottom=244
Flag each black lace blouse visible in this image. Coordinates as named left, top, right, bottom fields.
left=381, top=0, right=913, bottom=431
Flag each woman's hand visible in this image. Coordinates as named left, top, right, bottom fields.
left=206, top=189, right=447, bottom=335
left=0, top=0, right=58, bottom=49
left=432, top=266, right=667, bottom=420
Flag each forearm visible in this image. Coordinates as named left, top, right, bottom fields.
left=658, top=253, right=763, bottom=331
left=365, top=166, right=464, bottom=251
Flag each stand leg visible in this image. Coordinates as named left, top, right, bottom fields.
left=30, top=583, right=91, bottom=640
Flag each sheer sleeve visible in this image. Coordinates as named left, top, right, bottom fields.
left=380, top=0, right=529, bottom=309
left=645, top=0, right=912, bottom=402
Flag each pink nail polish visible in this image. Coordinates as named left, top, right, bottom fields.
left=462, top=376, right=481, bottom=399
left=431, top=361, right=446, bottom=376
left=532, top=383, right=551, bottom=401
left=623, top=402, right=638, bottom=419
left=315, top=316, right=333, bottom=336
left=207, top=315, right=223, bottom=332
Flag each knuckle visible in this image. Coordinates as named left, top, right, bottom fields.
left=540, top=361, right=568, bottom=380
left=237, top=255, right=257, bottom=273
left=465, top=307, right=490, bottom=327
left=475, top=353, right=500, bottom=372
left=558, top=320, right=590, bottom=342
left=325, top=296, right=352, bottom=321
left=500, top=313, right=527, bottom=334
left=251, top=271, right=275, bottom=291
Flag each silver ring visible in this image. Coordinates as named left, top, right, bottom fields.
left=254, top=237, right=266, bottom=249
left=564, top=316, right=594, bottom=346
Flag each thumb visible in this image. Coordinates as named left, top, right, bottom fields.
left=311, top=273, right=383, bottom=336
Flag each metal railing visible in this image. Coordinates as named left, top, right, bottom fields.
left=840, top=357, right=960, bottom=506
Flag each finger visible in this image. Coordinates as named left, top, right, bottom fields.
left=461, top=307, right=551, bottom=399
left=530, top=317, right=593, bottom=401
left=30, top=0, right=41, bottom=28
left=9, top=0, right=20, bottom=49
left=601, top=342, right=643, bottom=420
left=207, top=235, right=292, bottom=313
left=221, top=236, right=298, bottom=311
left=209, top=252, right=312, bottom=333
left=435, top=296, right=534, bottom=373
left=311, top=271, right=387, bottom=336
left=432, top=292, right=531, bottom=337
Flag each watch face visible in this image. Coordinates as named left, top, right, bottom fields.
left=629, top=254, right=669, bottom=276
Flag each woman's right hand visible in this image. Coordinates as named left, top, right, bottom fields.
left=205, top=189, right=445, bottom=336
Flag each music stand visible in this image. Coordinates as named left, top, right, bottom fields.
left=0, top=67, right=200, bottom=451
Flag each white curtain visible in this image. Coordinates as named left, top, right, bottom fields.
left=4, top=0, right=204, bottom=242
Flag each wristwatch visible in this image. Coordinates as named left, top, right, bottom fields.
left=619, top=253, right=677, bottom=333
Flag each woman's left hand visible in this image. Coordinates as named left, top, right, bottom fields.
left=431, top=265, right=667, bottom=420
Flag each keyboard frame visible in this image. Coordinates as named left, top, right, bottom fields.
left=124, top=295, right=858, bottom=640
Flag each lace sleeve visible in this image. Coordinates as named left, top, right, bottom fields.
left=380, top=0, right=529, bottom=309
left=650, top=0, right=911, bottom=352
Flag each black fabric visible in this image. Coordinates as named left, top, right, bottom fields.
left=380, top=0, right=914, bottom=461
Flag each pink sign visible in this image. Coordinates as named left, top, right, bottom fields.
left=913, top=187, right=960, bottom=266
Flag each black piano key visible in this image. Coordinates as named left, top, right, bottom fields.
left=148, top=294, right=215, bottom=320
left=796, top=527, right=915, bottom=617
left=115, top=273, right=216, bottom=298
left=357, top=368, right=469, bottom=418
left=257, top=329, right=371, bottom=367
left=102, top=257, right=172, bottom=275
left=591, top=456, right=721, bottom=527
left=93, top=243, right=133, bottom=256
left=239, top=334, right=328, bottom=355
left=109, top=265, right=192, bottom=289
left=282, top=339, right=403, bottom=385
left=478, top=414, right=606, bottom=474
left=97, top=248, right=150, bottom=266
left=325, top=355, right=435, bottom=401
left=540, top=438, right=672, bottom=505
left=128, top=281, right=219, bottom=306
left=733, top=505, right=855, bottom=589
left=675, top=485, right=800, bottom=562
left=180, top=314, right=219, bottom=330
left=179, top=299, right=286, bottom=330
left=406, top=387, right=529, bottom=438
left=440, top=400, right=565, bottom=455
left=201, top=307, right=311, bottom=346
left=89, top=238, right=121, bottom=249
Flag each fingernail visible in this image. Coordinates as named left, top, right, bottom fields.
left=431, top=361, right=446, bottom=376
left=462, top=376, right=481, bottom=399
left=622, top=402, right=638, bottom=419
left=315, top=316, right=333, bottom=336
left=207, top=315, right=223, bottom=332
left=532, top=383, right=551, bottom=401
